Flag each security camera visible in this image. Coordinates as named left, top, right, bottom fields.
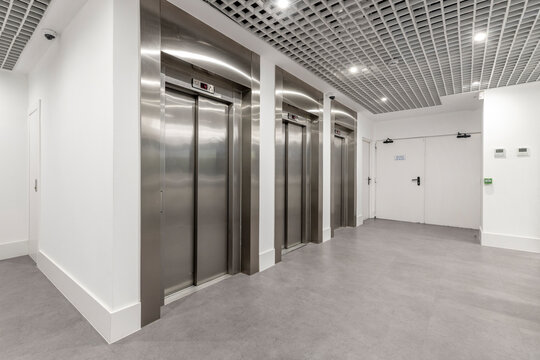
left=329, top=95, right=336, bottom=100
left=43, top=29, right=57, bottom=41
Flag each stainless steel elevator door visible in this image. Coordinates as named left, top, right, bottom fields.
left=162, top=89, right=196, bottom=296
left=285, top=123, right=304, bottom=248
left=196, top=96, right=229, bottom=284
left=332, top=136, right=344, bottom=229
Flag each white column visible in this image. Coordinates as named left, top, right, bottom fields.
left=258, top=57, right=276, bottom=270
left=322, top=94, right=332, bottom=241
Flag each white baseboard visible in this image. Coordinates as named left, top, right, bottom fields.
left=323, top=227, right=332, bottom=242
left=259, top=248, right=275, bottom=271
left=481, top=229, right=540, bottom=254
left=356, top=216, right=364, bottom=226
left=0, top=240, right=28, bottom=260
left=37, top=251, right=140, bottom=343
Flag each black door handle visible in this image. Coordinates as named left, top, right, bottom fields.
left=410, top=176, right=420, bottom=186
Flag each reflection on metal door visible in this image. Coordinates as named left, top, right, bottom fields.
left=362, top=140, right=370, bottom=220
left=332, top=136, right=344, bottom=229
left=196, top=97, right=229, bottom=284
left=285, top=123, right=303, bottom=248
left=28, top=103, right=41, bottom=262
left=376, top=138, right=425, bottom=223
left=162, top=89, right=196, bottom=296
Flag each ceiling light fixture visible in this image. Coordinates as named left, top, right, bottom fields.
left=276, top=0, right=290, bottom=9
left=349, top=66, right=359, bottom=74
left=474, top=32, right=487, bottom=42
left=381, top=97, right=388, bottom=102
left=361, top=67, right=369, bottom=73
left=472, top=81, right=480, bottom=86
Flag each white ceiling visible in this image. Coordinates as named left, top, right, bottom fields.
left=205, top=0, right=540, bottom=114
left=0, top=0, right=50, bottom=70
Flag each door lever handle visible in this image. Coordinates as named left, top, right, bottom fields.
left=411, top=176, right=421, bottom=186
left=368, top=177, right=371, bottom=185
left=34, top=179, right=38, bottom=192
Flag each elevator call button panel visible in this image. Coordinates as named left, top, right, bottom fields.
left=192, top=79, right=215, bottom=94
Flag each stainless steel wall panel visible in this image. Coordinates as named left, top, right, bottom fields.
left=285, top=123, right=304, bottom=247
left=140, top=0, right=162, bottom=327
left=332, top=136, right=344, bottom=229
left=161, top=89, right=196, bottom=295
left=274, top=71, right=284, bottom=262
left=161, top=1, right=253, bottom=89
left=229, top=92, right=242, bottom=274
left=240, top=53, right=260, bottom=275
left=196, top=97, right=229, bottom=284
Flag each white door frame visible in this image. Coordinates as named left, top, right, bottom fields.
left=361, top=138, right=371, bottom=221
left=28, top=100, right=41, bottom=262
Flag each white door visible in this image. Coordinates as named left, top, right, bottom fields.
left=28, top=103, right=41, bottom=262
left=376, top=138, right=425, bottom=223
left=425, top=134, right=482, bottom=229
left=362, top=140, right=371, bottom=220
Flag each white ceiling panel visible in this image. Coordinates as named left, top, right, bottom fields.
left=203, top=0, right=540, bottom=113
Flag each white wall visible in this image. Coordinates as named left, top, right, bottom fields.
left=0, top=71, right=29, bottom=260
left=374, top=108, right=482, bottom=140
left=259, top=58, right=276, bottom=270
left=482, top=82, right=540, bottom=253
left=27, top=0, right=140, bottom=342
left=357, top=113, right=374, bottom=223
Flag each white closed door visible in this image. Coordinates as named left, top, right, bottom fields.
left=425, top=134, right=482, bottom=229
left=376, top=138, right=425, bottom=223
left=362, top=140, right=370, bottom=220
left=28, top=104, right=41, bottom=262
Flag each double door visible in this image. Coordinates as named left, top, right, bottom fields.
left=161, top=88, right=229, bottom=296
left=375, top=135, right=481, bottom=228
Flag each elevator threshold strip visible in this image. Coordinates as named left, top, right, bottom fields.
left=282, top=242, right=308, bottom=256
left=164, top=274, right=232, bottom=306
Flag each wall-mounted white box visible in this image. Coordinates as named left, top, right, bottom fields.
left=517, top=147, right=530, bottom=156
left=494, top=148, right=506, bottom=158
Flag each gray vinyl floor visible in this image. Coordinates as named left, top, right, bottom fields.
left=2, top=219, right=540, bottom=360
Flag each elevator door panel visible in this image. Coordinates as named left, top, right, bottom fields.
left=162, top=89, right=196, bottom=296
left=332, top=136, right=344, bottom=229
left=197, top=97, right=229, bottom=284
left=286, top=123, right=303, bottom=248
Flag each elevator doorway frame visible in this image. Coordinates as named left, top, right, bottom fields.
left=330, top=101, right=357, bottom=237
left=160, top=74, right=242, bottom=302
left=140, top=1, right=260, bottom=327
left=274, top=67, right=324, bottom=264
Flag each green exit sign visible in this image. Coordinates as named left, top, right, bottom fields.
left=484, top=178, right=493, bottom=185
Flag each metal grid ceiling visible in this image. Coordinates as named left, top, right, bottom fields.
left=204, top=0, right=540, bottom=113
left=0, top=0, right=50, bottom=71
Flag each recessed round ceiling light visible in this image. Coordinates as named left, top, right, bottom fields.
left=474, top=32, right=487, bottom=42
left=276, top=0, right=290, bottom=9
left=472, top=81, right=480, bottom=86
left=381, top=97, right=388, bottom=102
left=349, top=66, right=359, bottom=74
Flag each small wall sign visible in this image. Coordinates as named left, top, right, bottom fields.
left=394, top=155, right=406, bottom=161
left=484, top=178, right=493, bottom=185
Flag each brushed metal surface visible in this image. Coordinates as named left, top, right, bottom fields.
left=161, top=89, right=196, bottom=295
left=161, top=1, right=253, bottom=89
left=140, top=0, right=162, bottom=327
left=331, top=100, right=358, bottom=235
left=196, top=97, right=229, bottom=284
left=285, top=123, right=304, bottom=248
left=274, top=67, right=323, bottom=262
left=332, top=136, right=344, bottom=229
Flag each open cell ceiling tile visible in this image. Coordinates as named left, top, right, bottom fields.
left=204, top=0, right=540, bottom=113
left=0, top=0, right=50, bottom=71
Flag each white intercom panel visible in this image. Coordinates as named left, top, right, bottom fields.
left=517, top=147, right=530, bottom=156
left=494, top=148, right=506, bottom=158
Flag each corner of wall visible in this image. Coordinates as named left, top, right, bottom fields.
left=37, top=251, right=140, bottom=343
